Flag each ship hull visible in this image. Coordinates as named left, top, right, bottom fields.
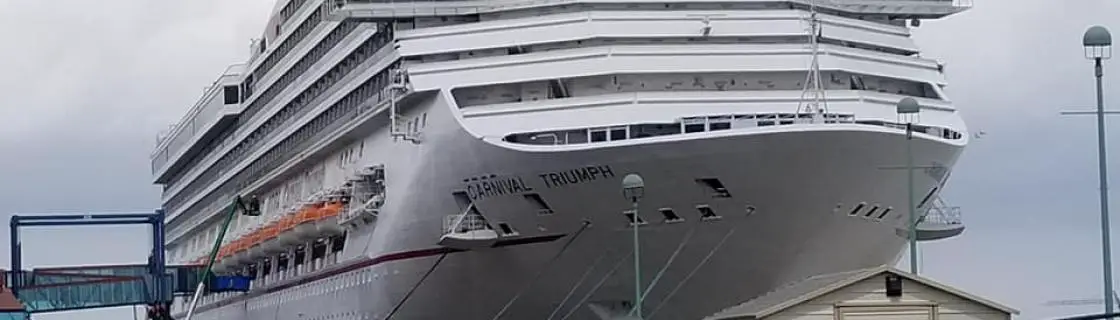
left=193, top=92, right=963, bottom=320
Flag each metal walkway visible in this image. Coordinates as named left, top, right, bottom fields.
left=4, top=264, right=204, bottom=314
left=4, top=211, right=213, bottom=318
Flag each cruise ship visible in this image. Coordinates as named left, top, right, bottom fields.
left=152, top=0, right=972, bottom=319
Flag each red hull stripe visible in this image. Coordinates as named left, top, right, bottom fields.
left=186, top=233, right=566, bottom=315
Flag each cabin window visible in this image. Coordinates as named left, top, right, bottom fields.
left=609, top=126, right=627, bottom=141
left=590, top=129, right=608, bottom=142
left=630, top=123, right=680, bottom=138
left=709, top=116, right=732, bottom=131
left=294, top=245, right=306, bottom=266
left=683, top=117, right=705, bottom=133
left=565, top=130, right=588, bottom=144
left=223, top=85, right=240, bottom=105
left=277, top=253, right=289, bottom=273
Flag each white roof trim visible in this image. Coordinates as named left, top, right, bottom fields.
left=708, top=265, right=1019, bottom=319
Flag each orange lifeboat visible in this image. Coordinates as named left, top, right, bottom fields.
left=278, top=211, right=304, bottom=246
left=259, top=221, right=285, bottom=255
left=316, top=201, right=345, bottom=236
left=292, top=203, right=323, bottom=241
left=231, top=237, right=251, bottom=265
left=246, top=227, right=268, bottom=262
left=213, top=241, right=237, bottom=272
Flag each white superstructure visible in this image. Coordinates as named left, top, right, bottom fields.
left=152, top=0, right=973, bottom=319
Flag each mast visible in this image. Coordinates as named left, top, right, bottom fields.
left=796, top=0, right=828, bottom=123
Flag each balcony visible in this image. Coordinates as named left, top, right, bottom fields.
left=151, top=64, right=248, bottom=184
left=895, top=196, right=965, bottom=241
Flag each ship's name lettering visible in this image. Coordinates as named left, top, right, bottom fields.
left=467, top=177, right=535, bottom=200
left=538, top=165, right=616, bottom=189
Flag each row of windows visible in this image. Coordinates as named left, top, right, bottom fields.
left=454, top=71, right=939, bottom=109
left=181, top=240, right=345, bottom=317
left=163, top=20, right=360, bottom=190
left=247, top=259, right=368, bottom=313
left=169, top=58, right=402, bottom=239
left=153, top=2, right=315, bottom=177
left=164, top=27, right=393, bottom=214
left=277, top=0, right=309, bottom=27
left=252, top=235, right=345, bottom=279
left=503, top=113, right=859, bottom=145
left=249, top=6, right=324, bottom=95
left=504, top=112, right=963, bottom=146
left=239, top=21, right=361, bottom=129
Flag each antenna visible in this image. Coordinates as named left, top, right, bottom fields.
left=796, top=0, right=828, bottom=123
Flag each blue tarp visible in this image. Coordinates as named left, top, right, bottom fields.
left=208, top=276, right=252, bottom=293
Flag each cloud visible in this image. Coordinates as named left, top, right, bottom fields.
left=0, top=0, right=273, bottom=318
left=0, top=0, right=274, bottom=141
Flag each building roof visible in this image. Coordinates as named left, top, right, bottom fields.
left=705, top=265, right=1019, bottom=320
left=0, top=288, right=24, bottom=312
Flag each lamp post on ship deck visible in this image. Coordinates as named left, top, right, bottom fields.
left=896, top=97, right=921, bottom=275
left=1086, top=25, right=1114, bottom=317
left=1061, top=25, right=1115, bottom=317
left=622, top=173, right=645, bottom=319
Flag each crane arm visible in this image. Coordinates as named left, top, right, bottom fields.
left=181, top=195, right=260, bottom=320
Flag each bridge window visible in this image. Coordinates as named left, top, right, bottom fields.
left=564, top=130, right=588, bottom=144
left=683, top=117, right=705, bottom=133
left=590, top=129, right=607, bottom=142
left=223, top=85, right=239, bottom=105
left=629, top=123, right=680, bottom=139
left=609, top=126, right=627, bottom=141
left=708, top=116, right=732, bottom=131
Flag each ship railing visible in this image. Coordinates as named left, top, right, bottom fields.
left=443, top=205, right=488, bottom=234
left=826, top=0, right=973, bottom=8
left=326, top=0, right=972, bottom=17
left=920, top=197, right=962, bottom=225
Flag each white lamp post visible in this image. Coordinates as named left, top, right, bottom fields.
left=897, top=97, right=920, bottom=274
left=622, top=173, right=645, bottom=319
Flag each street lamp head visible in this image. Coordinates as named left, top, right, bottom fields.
left=896, top=97, right=920, bottom=114
left=1084, top=25, right=1113, bottom=60
left=621, top=173, right=645, bottom=201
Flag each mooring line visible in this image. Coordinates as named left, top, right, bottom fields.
left=491, top=221, right=592, bottom=320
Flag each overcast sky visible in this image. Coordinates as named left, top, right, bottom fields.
left=0, top=0, right=1117, bottom=319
